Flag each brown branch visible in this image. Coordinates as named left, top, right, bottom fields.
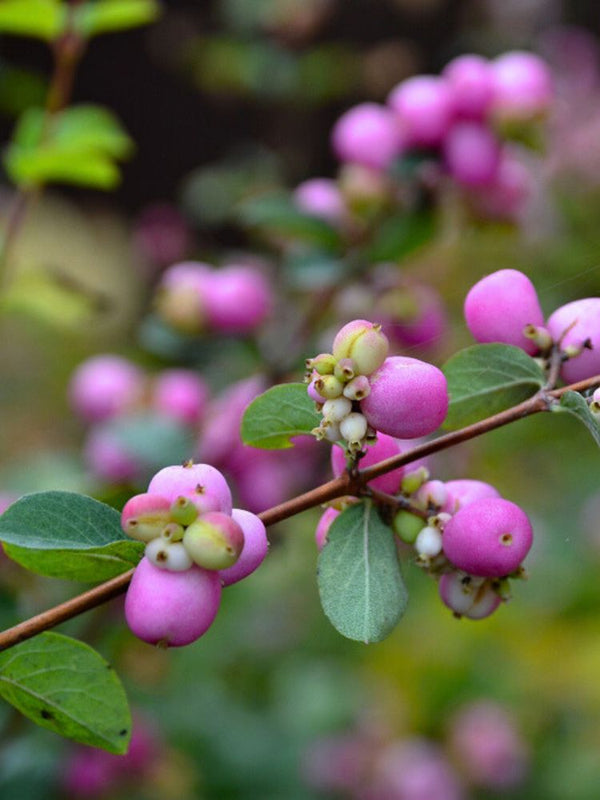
left=0, top=373, right=598, bottom=652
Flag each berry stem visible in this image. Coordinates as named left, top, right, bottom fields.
left=0, top=373, right=598, bottom=652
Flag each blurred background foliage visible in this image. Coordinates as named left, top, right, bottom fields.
left=2, top=0, right=600, bottom=798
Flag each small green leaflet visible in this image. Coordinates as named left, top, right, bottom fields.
left=555, top=391, right=600, bottom=448
left=74, top=0, right=161, bottom=38
left=317, top=501, right=408, bottom=643
left=0, top=633, right=131, bottom=753
left=0, top=491, right=142, bottom=581
left=241, top=383, right=321, bottom=449
left=0, top=0, right=65, bottom=41
left=442, top=343, right=546, bottom=430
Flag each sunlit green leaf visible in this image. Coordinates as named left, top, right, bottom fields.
left=0, top=0, right=65, bottom=41
left=74, top=0, right=161, bottom=37
left=241, top=383, right=320, bottom=449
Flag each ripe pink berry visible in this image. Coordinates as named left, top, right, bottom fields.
left=125, top=557, right=221, bottom=646
left=443, top=54, right=495, bottom=119
left=151, top=369, right=208, bottom=427
left=464, top=269, right=544, bottom=354
left=388, top=75, right=455, bottom=148
left=442, top=497, right=533, bottom=577
left=332, top=319, right=389, bottom=376
left=121, top=492, right=171, bottom=542
left=69, top=355, right=144, bottom=423
left=439, top=572, right=502, bottom=619
left=133, top=202, right=192, bottom=268
left=219, top=508, right=269, bottom=585
left=331, top=433, right=405, bottom=495
left=546, top=297, right=600, bottom=383
left=202, top=265, right=273, bottom=334
left=331, top=103, right=403, bottom=170
left=472, top=149, right=532, bottom=222
left=148, top=463, right=232, bottom=515
left=293, top=178, right=347, bottom=225
left=371, top=739, right=465, bottom=800
left=183, top=511, right=245, bottom=571
left=444, top=479, right=501, bottom=511
left=361, top=356, right=449, bottom=439
left=443, top=122, right=501, bottom=187
left=84, top=426, right=141, bottom=485
left=314, top=507, right=340, bottom=551
left=491, top=51, right=553, bottom=121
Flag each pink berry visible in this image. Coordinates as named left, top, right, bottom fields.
left=464, top=269, right=544, bottom=354
left=69, top=355, right=144, bottom=423
left=151, top=369, right=208, bottom=426
left=388, top=75, right=455, bottom=148
left=121, top=492, right=171, bottom=542
left=133, top=203, right=192, bottom=268
left=439, top=572, right=502, bottom=619
left=546, top=297, right=600, bottom=383
left=444, top=479, right=501, bottom=511
left=472, top=149, right=532, bottom=221
left=361, top=356, right=449, bottom=439
left=331, top=103, right=403, bottom=170
left=443, top=54, right=495, bottom=119
left=314, top=507, right=340, bottom=551
left=219, top=508, right=268, bottom=585
left=444, top=122, right=501, bottom=187
left=372, top=739, right=465, bottom=800
left=202, top=265, right=273, bottom=334
left=84, top=426, right=141, bottom=485
left=442, top=497, right=533, bottom=577
left=331, top=433, right=405, bottom=495
left=183, top=511, right=245, bottom=571
left=491, top=51, right=553, bottom=121
left=147, top=463, right=232, bottom=515
left=293, top=178, right=347, bottom=225
left=125, top=556, right=221, bottom=646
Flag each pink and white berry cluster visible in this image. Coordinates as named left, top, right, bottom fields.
left=154, top=260, right=273, bottom=336
left=464, top=268, right=600, bottom=384
left=306, top=319, right=448, bottom=451
left=121, top=461, right=268, bottom=646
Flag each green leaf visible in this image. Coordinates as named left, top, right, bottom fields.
left=0, top=0, right=66, bottom=41
left=0, top=491, right=125, bottom=550
left=52, top=105, right=134, bottom=160
left=241, top=383, right=321, bottom=449
left=3, top=539, right=142, bottom=582
left=556, top=391, right=600, bottom=448
left=317, top=501, right=408, bottom=643
left=74, top=0, right=161, bottom=37
left=238, top=193, right=341, bottom=251
left=0, top=632, right=131, bottom=753
left=442, top=344, right=546, bottom=430
left=366, top=210, right=435, bottom=262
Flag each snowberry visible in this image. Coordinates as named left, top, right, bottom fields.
left=443, top=122, right=501, bottom=187
left=331, top=103, right=403, bottom=170
left=339, top=412, right=368, bottom=445
left=151, top=369, right=208, bottom=427
left=464, top=269, right=545, bottom=355
left=121, top=493, right=172, bottom=542
left=331, top=432, right=405, bottom=495
left=388, top=75, right=454, bottom=148
left=443, top=54, right=495, bottom=119
left=69, top=355, right=144, bottom=423
left=155, top=261, right=212, bottom=334
left=546, top=297, right=600, bottom=383
left=203, top=265, right=273, bottom=334
left=442, top=497, right=533, bottom=577
left=361, top=356, right=449, bottom=439
left=145, top=537, right=193, bottom=571
left=491, top=51, right=553, bottom=122
left=124, top=557, right=221, bottom=646
left=439, top=572, right=502, bottom=619
left=219, top=508, right=268, bottom=586
left=293, top=178, right=347, bottom=225
left=393, top=510, right=425, bottom=544
left=183, top=511, right=245, bottom=571
left=415, top=525, right=443, bottom=557
left=444, top=479, right=501, bottom=511
left=148, top=463, right=233, bottom=515
left=332, top=319, right=389, bottom=377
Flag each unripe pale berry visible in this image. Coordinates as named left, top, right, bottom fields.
left=314, top=507, right=340, bottom=551
left=415, top=479, right=451, bottom=511
left=464, top=269, right=545, bottom=355
left=314, top=375, right=344, bottom=399
left=219, top=508, right=268, bottom=586
left=388, top=75, right=454, bottom=147
left=334, top=358, right=356, bottom=383
left=169, top=495, right=199, bottom=527
left=332, top=319, right=389, bottom=376
left=393, top=510, right=425, bottom=544
left=415, top=525, right=443, bottom=557
left=148, top=463, right=232, bottom=515
left=342, top=375, right=371, bottom=401
left=442, top=497, right=533, bottom=577
left=307, top=378, right=327, bottom=404
left=145, top=537, right=193, bottom=571
left=69, top=355, right=144, bottom=423
left=444, top=122, right=501, bottom=187
left=121, top=493, right=172, bottom=542
left=339, top=412, right=368, bottom=445
left=361, top=356, right=449, bottom=439
left=331, top=432, right=405, bottom=495
left=546, top=297, right=600, bottom=383
left=125, top=557, right=221, bottom=646
left=307, top=353, right=337, bottom=376
left=331, top=103, right=403, bottom=170
left=439, top=572, right=501, bottom=619
left=155, top=262, right=213, bottom=334
left=183, top=512, right=245, bottom=571
left=322, top=397, right=353, bottom=423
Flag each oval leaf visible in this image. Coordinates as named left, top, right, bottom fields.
left=442, top=343, right=545, bottom=430
left=0, top=491, right=124, bottom=550
left=241, top=383, right=321, bottom=449
left=74, top=0, right=161, bottom=38
left=555, top=391, right=600, bottom=448
left=317, top=501, right=408, bottom=643
left=0, top=632, right=131, bottom=753
left=0, top=0, right=65, bottom=41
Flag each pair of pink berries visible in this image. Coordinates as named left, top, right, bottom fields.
left=122, top=462, right=268, bottom=647
left=308, top=319, right=449, bottom=448
left=155, top=260, right=273, bottom=336
left=464, top=268, right=600, bottom=384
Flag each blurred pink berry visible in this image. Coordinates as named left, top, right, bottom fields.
left=361, top=356, right=449, bottom=439
left=151, top=369, right=209, bottom=426
left=464, top=269, right=544, bottom=354
left=202, top=264, right=273, bottom=334
left=331, top=433, right=405, bottom=495
left=125, top=556, right=221, bottom=646
left=69, top=355, right=144, bottom=423
left=133, top=203, right=192, bottom=268
left=332, top=103, right=404, bottom=170
left=443, top=54, right=495, bottom=119
left=293, top=178, right=347, bottom=225
left=491, top=51, right=553, bottom=121
left=84, top=426, right=141, bottom=485
left=472, top=150, right=532, bottom=221
left=219, top=508, right=269, bottom=585
left=388, top=75, right=455, bottom=148
left=442, top=497, right=533, bottom=577
left=444, top=122, right=501, bottom=187
left=546, top=297, right=600, bottom=383
left=370, top=738, right=465, bottom=800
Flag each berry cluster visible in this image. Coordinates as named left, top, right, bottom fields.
left=464, top=268, right=600, bottom=383
left=306, top=319, right=448, bottom=451
left=154, top=259, right=273, bottom=336
left=121, top=462, right=268, bottom=646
